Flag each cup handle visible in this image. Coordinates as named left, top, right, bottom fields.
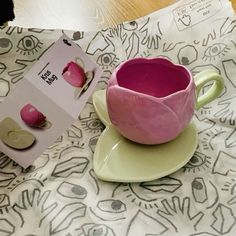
left=194, top=70, right=224, bottom=110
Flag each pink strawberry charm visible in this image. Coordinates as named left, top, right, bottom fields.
left=62, top=61, right=86, bottom=87
left=20, top=104, right=46, bottom=128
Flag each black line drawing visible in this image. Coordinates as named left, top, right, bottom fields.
left=202, top=30, right=216, bottom=47
left=80, top=112, right=105, bottom=134
left=86, top=32, right=110, bottom=55
left=0, top=218, right=15, bottom=235
left=212, top=151, right=236, bottom=176
left=157, top=196, right=204, bottom=233
left=220, top=17, right=236, bottom=37
left=0, top=152, right=12, bottom=168
left=194, top=117, right=216, bottom=134
left=12, top=189, right=58, bottom=228
left=52, top=156, right=89, bottom=178
left=190, top=232, right=218, bottom=236
left=57, top=181, right=87, bottom=199
left=201, top=127, right=226, bottom=151
left=140, top=177, right=182, bottom=193
left=192, top=178, right=207, bottom=203
left=193, top=40, right=200, bottom=45
left=0, top=78, right=10, bottom=97
left=211, top=204, right=236, bottom=234
left=90, top=199, right=126, bottom=221
left=0, top=38, right=13, bottom=55
left=225, top=129, right=236, bottom=148
left=191, top=64, right=221, bottom=77
left=126, top=210, right=168, bottom=236
left=228, top=196, right=236, bottom=206
left=49, top=202, right=86, bottom=235
left=89, top=135, right=99, bottom=153
left=231, top=40, right=236, bottom=49
left=61, top=30, right=84, bottom=41
left=89, top=169, right=100, bottom=195
left=112, top=183, right=159, bottom=209
left=178, top=14, right=191, bottom=27
left=81, top=223, right=116, bottom=236
left=8, top=59, right=36, bottom=84
left=6, top=26, right=23, bottom=35
left=162, top=41, right=185, bottom=52
left=177, top=45, right=198, bottom=65
left=123, top=21, right=138, bottom=31
left=0, top=172, right=16, bottom=187
left=214, top=95, right=236, bottom=126
left=28, top=28, right=54, bottom=33
left=66, top=128, right=82, bottom=139
left=139, top=18, right=163, bottom=49
left=16, top=35, right=43, bottom=56
left=0, top=194, right=10, bottom=208
left=222, top=59, right=236, bottom=88
left=125, top=32, right=140, bottom=59
left=7, top=172, right=47, bottom=191
left=203, top=43, right=230, bottom=61
left=0, top=62, right=6, bottom=75
left=96, top=52, right=119, bottom=70
left=222, top=178, right=236, bottom=195
left=206, top=181, right=219, bottom=210
left=183, top=152, right=211, bottom=173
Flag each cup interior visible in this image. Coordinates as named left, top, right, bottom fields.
left=116, top=59, right=191, bottom=98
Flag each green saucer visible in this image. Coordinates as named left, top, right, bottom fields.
left=93, top=90, right=198, bottom=182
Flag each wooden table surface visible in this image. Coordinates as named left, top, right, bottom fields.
left=10, top=0, right=236, bottom=31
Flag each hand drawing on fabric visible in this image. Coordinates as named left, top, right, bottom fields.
left=0, top=38, right=13, bottom=55
left=16, top=35, right=43, bottom=56
left=202, top=30, right=216, bottom=47
left=57, top=181, right=87, bottom=199
left=202, top=43, right=230, bottom=61
left=220, top=17, right=236, bottom=37
left=212, top=151, right=236, bottom=176
left=156, top=196, right=204, bottom=233
left=225, top=129, right=236, bottom=148
left=214, top=96, right=236, bottom=126
left=183, top=152, right=211, bottom=173
left=11, top=188, right=87, bottom=235
left=79, top=223, right=116, bottom=236
left=96, top=53, right=119, bottom=70
left=222, top=59, right=236, bottom=88
left=51, top=146, right=89, bottom=178
left=139, top=18, right=163, bottom=49
left=90, top=199, right=126, bottom=221
left=201, top=127, right=226, bottom=151
left=7, top=59, right=36, bottom=84
left=0, top=62, right=7, bottom=75
left=177, top=45, right=198, bottom=65
left=211, top=204, right=236, bottom=235
left=126, top=210, right=168, bottom=236
left=0, top=78, right=10, bottom=98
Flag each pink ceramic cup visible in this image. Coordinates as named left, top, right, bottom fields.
left=107, top=57, right=224, bottom=145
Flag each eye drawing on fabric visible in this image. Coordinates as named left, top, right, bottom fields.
left=203, top=43, right=230, bottom=61
left=183, top=152, right=211, bottom=173
left=9, top=188, right=86, bottom=235
left=16, top=35, right=43, bottom=55
left=80, top=112, right=105, bottom=133
left=78, top=223, right=115, bottom=236
left=123, top=21, right=138, bottom=31
left=90, top=199, right=126, bottom=221
left=201, top=127, right=226, bottom=150
left=112, top=177, right=182, bottom=209
left=96, top=53, right=119, bottom=70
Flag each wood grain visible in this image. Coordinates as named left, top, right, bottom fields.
left=9, top=0, right=236, bottom=31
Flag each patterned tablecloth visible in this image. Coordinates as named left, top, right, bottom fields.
left=1, top=0, right=236, bottom=235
